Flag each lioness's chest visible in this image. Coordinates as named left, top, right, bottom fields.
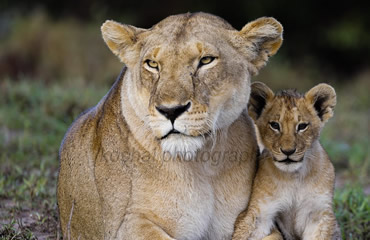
left=130, top=166, right=251, bottom=240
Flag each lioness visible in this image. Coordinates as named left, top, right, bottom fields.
left=233, top=82, right=341, bottom=240
left=57, top=13, right=283, bottom=239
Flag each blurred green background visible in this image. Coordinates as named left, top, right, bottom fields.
left=0, top=0, right=369, bottom=239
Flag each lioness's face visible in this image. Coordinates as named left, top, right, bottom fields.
left=102, top=13, right=283, bottom=156
left=136, top=23, right=251, bottom=156
left=248, top=82, right=336, bottom=172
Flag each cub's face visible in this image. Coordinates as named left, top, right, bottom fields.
left=248, top=82, right=336, bottom=172
left=101, top=13, right=283, bottom=156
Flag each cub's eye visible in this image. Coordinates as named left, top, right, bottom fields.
left=297, top=123, right=309, bottom=132
left=145, top=60, right=159, bottom=69
left=269, top=121, right=280, bottom=131
left=199, top=56, right=216, bottom=67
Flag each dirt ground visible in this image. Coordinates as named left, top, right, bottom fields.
left=0, top=199, right=59, bottom=239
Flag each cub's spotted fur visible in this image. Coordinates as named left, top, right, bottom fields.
left=233, top=82, right=341, bottom=240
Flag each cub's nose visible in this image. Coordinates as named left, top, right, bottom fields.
left=156, top=102, right=191, bottom=124
left=281, top=148, right=296, bottom=156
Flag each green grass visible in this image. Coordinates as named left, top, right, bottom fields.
left=0, top=79, right=109, bottom=239
left=0, top=220, right=36, bottom=240
left=0, top=76, right=368, bottom=239
left=334, top=187, right=370, bottom=239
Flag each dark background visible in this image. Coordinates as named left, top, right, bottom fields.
left=1, top=0, right=370, bottom=78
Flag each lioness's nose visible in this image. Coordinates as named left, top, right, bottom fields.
left=156, top=102, right=191, bottom=124
left=281, top=148, right=296, bottom=156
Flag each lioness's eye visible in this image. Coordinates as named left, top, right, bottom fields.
left=199, top=56, right=215, bottom=66
left=297, top=123, right=309, bottom=132
left=145, top=60, right=159, bottom=69
left=269, top=121, right=280, bottom=131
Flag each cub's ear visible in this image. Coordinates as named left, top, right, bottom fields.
left=101, top=20, right=146, bottom=65
left=305, top=83, right=337, bottom=123
left=234, top=17, right=283, bottom=75
left=248, top=82, right=275, bottom=121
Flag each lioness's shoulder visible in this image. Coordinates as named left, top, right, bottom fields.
left=60, top=69, right=127, bottom=157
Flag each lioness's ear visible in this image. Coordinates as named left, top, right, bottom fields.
left=305, top=83, right=336, bottom=123
left=101, top=20, right=145, bottom=65
left=235, top=17, right=283, bottom=75
left=248, top=82, right=274, bottom=121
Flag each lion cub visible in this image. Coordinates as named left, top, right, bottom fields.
left=233, top=82, right=341, bottom=240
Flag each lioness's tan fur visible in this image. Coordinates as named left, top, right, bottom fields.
left=233, top=82, right=341, bottom=240
left=57, top=13, right=283, bottom=239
